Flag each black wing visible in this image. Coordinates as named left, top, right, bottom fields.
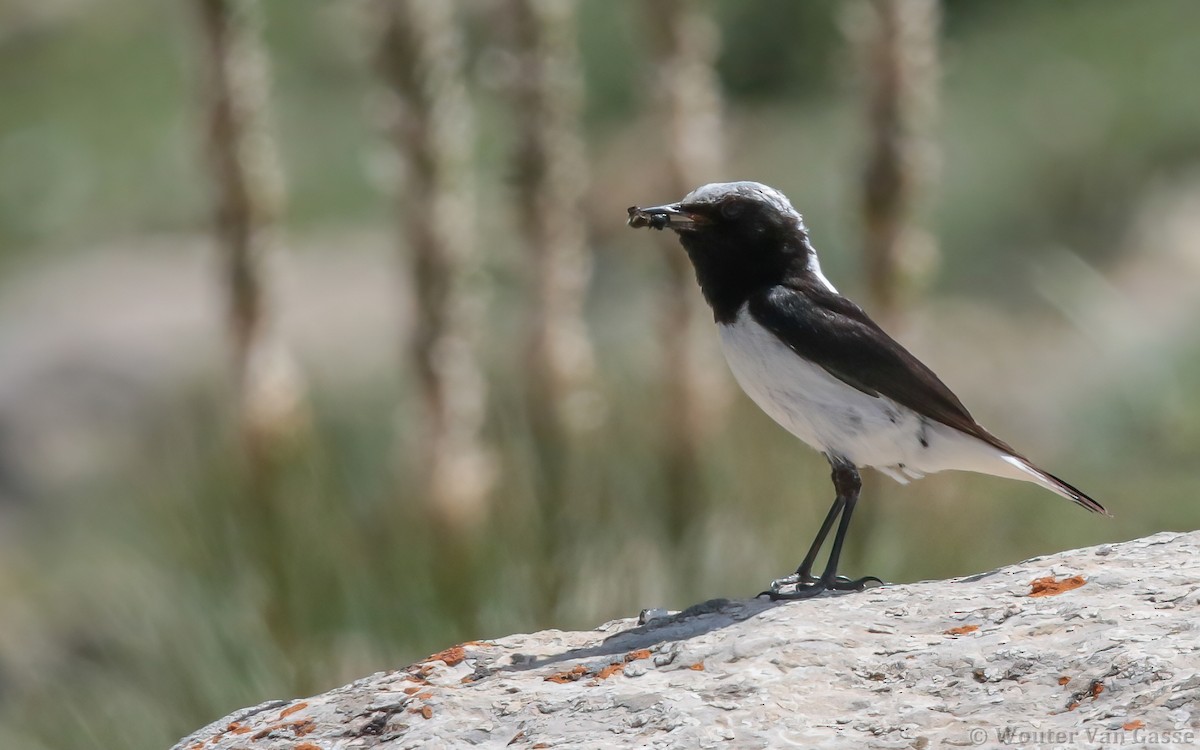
left=747, top=283, right=1015, bottom=454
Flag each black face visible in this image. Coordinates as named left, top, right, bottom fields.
left=629, top=182, right=818, bottom=322
left=674, top=192, right=814, bottom=324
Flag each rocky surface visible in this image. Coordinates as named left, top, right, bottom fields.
left=175, top=531, right=1200, bottom=749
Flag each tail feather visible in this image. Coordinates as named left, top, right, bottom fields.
left=1001, top=456, right=1111, bottom=516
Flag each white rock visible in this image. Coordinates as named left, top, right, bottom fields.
left=173, top=532, right=1200, bottom=750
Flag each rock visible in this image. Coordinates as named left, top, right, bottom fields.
left=174, top=531, right=1200, bottom=749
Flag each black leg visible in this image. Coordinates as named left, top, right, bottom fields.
left=760, top=456, right=883, bottom=600
left=792, top=495, right=843, bottom=581
left=817, top=462, right=863, bottom=583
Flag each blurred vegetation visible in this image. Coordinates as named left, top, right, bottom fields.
left=2, top=1, right=1200, bottom=749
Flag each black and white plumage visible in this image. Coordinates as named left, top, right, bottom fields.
left=628, top=181, right=1108, bottom=599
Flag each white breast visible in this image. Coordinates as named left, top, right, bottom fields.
left=717, top=305, right=1023, bottom=484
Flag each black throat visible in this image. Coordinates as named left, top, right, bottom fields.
left=677, top=225, right=818, bottom=324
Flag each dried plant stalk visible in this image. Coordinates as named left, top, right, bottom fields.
left=498, top=0, right=595, bottom=617
left=508, top=0, right=595, bottom=436
left=192, top=0, right=310, bottom=685
left=376, top=0, right=492, bottom=532
left=856, top=0, right=941, bottom=327
left=194, top=0, right=308, bottom=459
left=645, top=0, right=728, bottom=542
left=844, top=0, right=941, bottom=569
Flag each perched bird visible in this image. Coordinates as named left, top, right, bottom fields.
left=628, top=181, right=1108, bottom=600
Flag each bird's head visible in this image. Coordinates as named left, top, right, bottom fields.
left=628, top=181, right=821, bottom=319
left=627, top=181, right=805, bottom=238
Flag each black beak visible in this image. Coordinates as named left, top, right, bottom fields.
left=626, top=203, right=704, bottom=232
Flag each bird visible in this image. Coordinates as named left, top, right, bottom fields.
left=627, top=181, right=1108, bottom=600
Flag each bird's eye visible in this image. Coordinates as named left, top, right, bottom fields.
left=721, top=201, right=744, bottom=220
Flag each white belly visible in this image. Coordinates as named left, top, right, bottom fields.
left=717, top=306, right=1018, bottom=483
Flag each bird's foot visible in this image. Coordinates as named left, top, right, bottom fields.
left=766, top=571, right=869, bottom=588
left=758, top=574, right=883, bottom=600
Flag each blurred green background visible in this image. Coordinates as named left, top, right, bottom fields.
left=2, top=1, right=1200, bottom=748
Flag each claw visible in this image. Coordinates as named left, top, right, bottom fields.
left=829, top=575, right=883, bottom=591
left=767, top=581, right=829, bottom=600
left=760, top=574, right=884, bottom=600
left=768, top=573, right=801, bottom=590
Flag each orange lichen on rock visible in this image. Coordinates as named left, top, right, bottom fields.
left=1065, top=679, right=1105, bottom=712
left=424, top=645, right=467, bottom=667
left=943, top=625, right=979, bottom=636
left=278, top=702, right=309, bottom=720
left=546, top=648, right=660, bottom=685
left=689, top=662, right=705, bottom=671
left=290, top=720, right=316, bottom=737
left=598, top=649, right=655, bottom=680
left=1058, top=676, right=1071, bottom=686
left=1029, top=575, right=1086, bottom=597
left=409, top=705, right=434, bottom=720
left=1123, top=720, right=1145, bottom=731
left=295, top=744, right=321, bottom=750
left=545, top=664, right=590, bottom=683
left=226, top=721, right=252, bottom=735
